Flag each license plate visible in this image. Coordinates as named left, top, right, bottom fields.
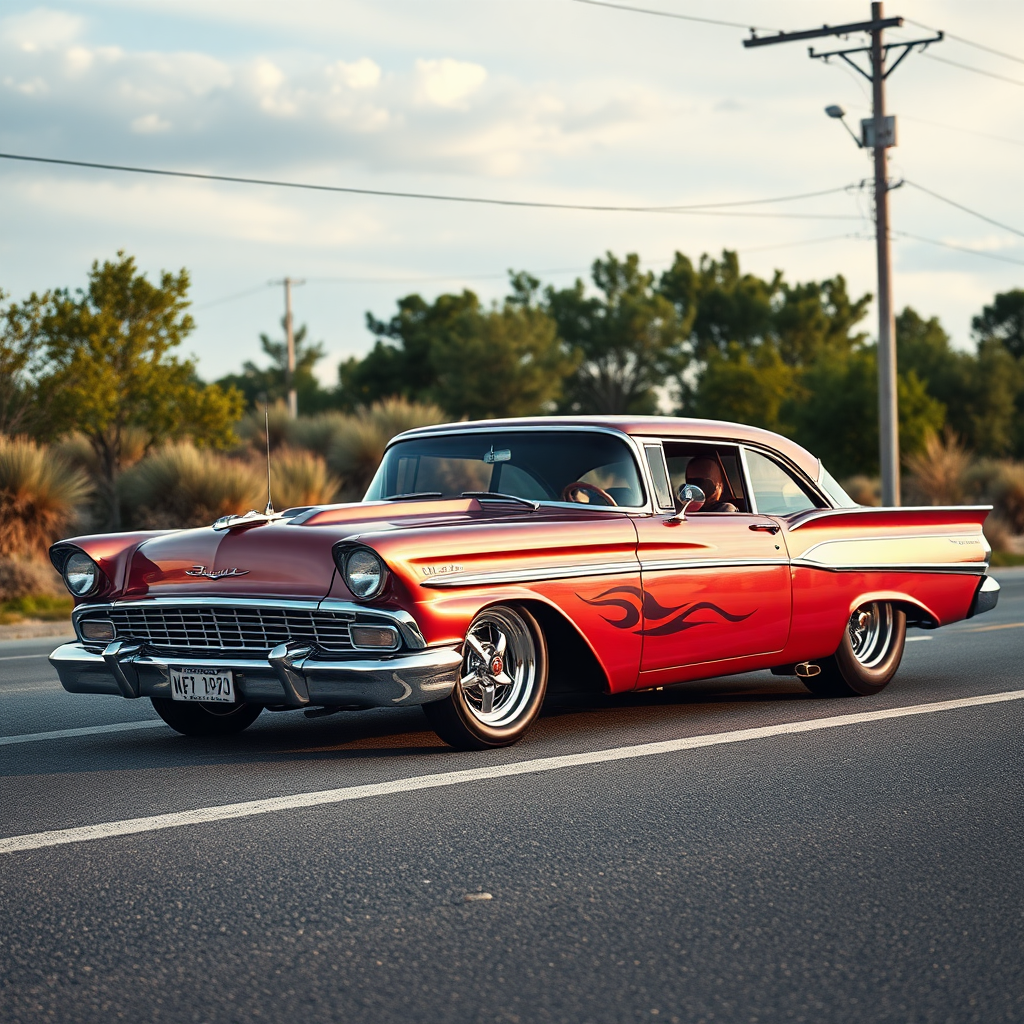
left=169, top=666, right=235, bottom=703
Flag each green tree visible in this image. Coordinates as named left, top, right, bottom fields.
left=0, top=290, right=41, bottom=435
left=546, top=253, right=687, bottom=414
left=972, top=288, right=1024, bottom=360
left=897, top=306, right=1021, bottom=457
left=29, top=253, right=244, bottom=528
left=218, top=320, right=332, bottom=414
left=690, top=341, right=796, bottom=432
left=340, top=274, right=574, bottom=418
left=789, top=347, right=945, bottom=477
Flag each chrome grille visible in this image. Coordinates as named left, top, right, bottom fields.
left=101, top=604, right=354, bottom=654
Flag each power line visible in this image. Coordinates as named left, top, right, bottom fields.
left=568, top=0, right=774, bottom=31
left=905, top=180, right=1024, bottom=241
left=896, top=231, right=1024, bottom=269
left=0, top=151, right=861, bottom=220
left=737, top=232, right=868, bottom=255
left=905, top=18, right=1024, bottom=67
left=897, top=111, right=1024, bottom=149
left=194, top=283, right=274, bottom=310
left=919, top=51, right=1024, bottom=88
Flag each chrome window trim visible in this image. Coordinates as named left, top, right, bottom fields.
left=737, top=445, right=758, bottom=515
left=369, top=424, right=654, bottom=515
left=741, top=445, right=831, bottom=517
left=638, top=439, right=676, bottom=512
left=73, top=596, right=427, bottom=650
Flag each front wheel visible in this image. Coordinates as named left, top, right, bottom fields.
left=804, top=602, right=906, bottom=698
left=423, top=605, right=548, bottom=750
left=151, top=697, right=263, bottom=736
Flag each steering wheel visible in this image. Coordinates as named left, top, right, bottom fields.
left=561, top=481, right=617, bottom=506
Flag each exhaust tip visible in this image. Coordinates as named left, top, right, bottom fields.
left=795, top=661, right=821, bottom=678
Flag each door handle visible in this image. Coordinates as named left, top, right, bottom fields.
left=749, top=523, right=780, bottom=535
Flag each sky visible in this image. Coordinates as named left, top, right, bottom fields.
left=1, top=0, right=1023, bottom=388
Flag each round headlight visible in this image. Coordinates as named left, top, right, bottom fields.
left=344, top=548, right=386, bottom=600
left=63, top=551, right=99, bottom=596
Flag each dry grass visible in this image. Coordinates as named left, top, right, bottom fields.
left=327, top=398, right=445, bottom=498
left=0, top=437, right=92, bottom=557
left=120, top=442, right=264, bottom=529
left=264, top=447, right=341, bottom=508
left=842, top=475, right=881, bottom=507
left=904, top=430, right=970, bottom=505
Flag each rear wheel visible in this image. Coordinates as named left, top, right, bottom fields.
left=804, top=601, right=906, bottom=697
left=151, top=697, right=263, bottom=736
left=424, top=605, right=548, bottom=750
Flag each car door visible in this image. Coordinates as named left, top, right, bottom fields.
left=635, top=441, right=792, bottom=680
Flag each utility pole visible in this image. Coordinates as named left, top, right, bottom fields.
left=270, top=277, right=305, bottom=418
left=744, top=5, right=942, bottom=506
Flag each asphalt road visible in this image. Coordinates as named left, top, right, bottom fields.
left=2, top=574, right=1023, bottom=1024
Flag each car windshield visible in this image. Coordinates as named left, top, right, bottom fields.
left=364, top=430, right=646, bottom=508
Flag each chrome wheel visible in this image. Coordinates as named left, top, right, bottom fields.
left=847, top=602, right=895, bottom=669
left=459, top=607, right=538, bottom=728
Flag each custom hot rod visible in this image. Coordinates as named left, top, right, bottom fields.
left=49, top=417, right=999, bottom=749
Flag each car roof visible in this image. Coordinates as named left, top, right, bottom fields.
left=394, top=415, right=821, bottom=481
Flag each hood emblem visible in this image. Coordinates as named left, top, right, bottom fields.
left=185, top=565, right=250, bottom=579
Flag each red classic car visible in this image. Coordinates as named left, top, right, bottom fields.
left=49, top=416, right=999, bottom=749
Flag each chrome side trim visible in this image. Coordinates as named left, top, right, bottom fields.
left=786, top=504, right=994, bottom=530
left=968, top=575, right=1000, bottom=618
left=640, top=557, right=791, bottom=572
left=419, top=559, right=639, bottom=589
left=73, top=596, right=428, bottom=652
left=791, top=558, right=988, bottom=575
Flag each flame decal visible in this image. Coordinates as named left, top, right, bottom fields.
left=580, top=586, right=754, bottom=636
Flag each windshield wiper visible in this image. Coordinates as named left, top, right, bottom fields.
left=461, top=490, right=540, bottom=511
left=384, top=492, right=443, bottom=501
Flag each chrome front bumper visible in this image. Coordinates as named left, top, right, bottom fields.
left=49, top=641, right=462, bottom=709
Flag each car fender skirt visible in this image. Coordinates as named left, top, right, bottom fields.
left=48, top=643, right=462, bottom=709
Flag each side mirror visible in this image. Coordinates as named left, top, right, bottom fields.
left=665, top=483, right=705, bottom=524
left=679, top=483, right=705, bottom=512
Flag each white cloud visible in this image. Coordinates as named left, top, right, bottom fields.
left=414, top=58, right=486, bottom=109
left=131, top=112, right=171, bottom=133
left=1, top=7, right=82, bottom=52
left=329, top=57, right=380, bottom=91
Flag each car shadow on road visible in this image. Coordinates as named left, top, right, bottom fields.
left=1, top=673, right=819, bottom=779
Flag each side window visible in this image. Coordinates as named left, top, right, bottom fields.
left=745, top=450, right=819, bottom=516
left=663, top=442, right=749, bottom=513
left=644, top=445, right=674, bottom=510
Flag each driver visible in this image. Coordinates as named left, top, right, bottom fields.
left=685, top=457, right=738, bottom=513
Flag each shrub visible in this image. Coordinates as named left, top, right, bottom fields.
left=234, top=401, right=295, bottom=454
left=0, top=437, right=92, bottom=557
left=987, top=462, right=1024, bottom=534
left=983, top=514, right=1015, bottom=554
left=120, top=443, right=263, bottom=529
left=904, top=430, right=970, bottom=505
left=289, top=411, right=349, bottom=459
left=843, top=475, right=881, bottom=507
left=264, top=447, right=340, bottom=509
left=0, top=556, right=66, bottom=600
left=328, top=398, right=445, bottom=499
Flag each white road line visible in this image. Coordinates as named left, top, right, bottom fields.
left=0, top=720, right=165, bottom=747
left=2, top=689, right=1022, bottom=856
left=0, top=653, right=50, bottom=661
left=905, top=636, right=934, bottom=642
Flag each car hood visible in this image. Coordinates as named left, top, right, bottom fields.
left=105, top=498, right=617, bottom=601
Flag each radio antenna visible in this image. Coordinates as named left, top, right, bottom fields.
left=264, top=404, right=275, bottom=515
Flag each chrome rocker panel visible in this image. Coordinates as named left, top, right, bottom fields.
left=49, top=641, right=461, bottom=709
